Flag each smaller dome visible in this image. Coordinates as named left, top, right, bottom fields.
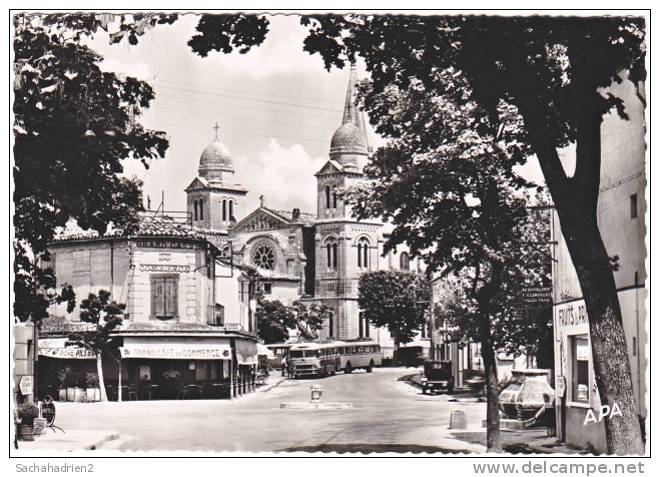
left=199, top=141, right=233, bottom=180
left=329, top=122, right=368, bottom=158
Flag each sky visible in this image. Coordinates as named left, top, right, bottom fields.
left=89, top=13, right=545, bottom=216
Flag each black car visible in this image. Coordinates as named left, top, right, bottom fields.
left=421, top=360, right=454, bottom=394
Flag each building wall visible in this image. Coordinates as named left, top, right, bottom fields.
left=552, top=73, right=646, bottom=452
left=49, top=238, right=215, bottom=326
left=13, top=323, right=34, bottom=403
left=49, top=240, right=131, bottom=321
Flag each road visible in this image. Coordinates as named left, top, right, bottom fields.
left=49, top=367, right=486, bottom=453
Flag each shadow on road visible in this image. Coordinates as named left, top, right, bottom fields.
left=278, top=444, right=467, bottom=454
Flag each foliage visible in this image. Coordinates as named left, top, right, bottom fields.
left=256, top=298, right=292, bottom=344
left=66, top=290, right=124, bottom=355
left=188, top=14, right=269, bottom=57
left=358, top=271, right=429, bottom=345
left=16, top=403, right=40, bottom=424
left=13, top=13, right=170, bottom=324
left=289, top=300, right=329, bottom=341
left=85, top=372, right=99, bottom=388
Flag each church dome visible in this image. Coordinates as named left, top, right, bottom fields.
left=329, top=122, right=368, bottom=158
left=199, top=140, right=233, bottom=180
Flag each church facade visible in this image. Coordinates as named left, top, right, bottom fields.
left=185, top=68, right=424, bottom=358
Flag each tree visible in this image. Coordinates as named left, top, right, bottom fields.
left=289, top=300, right=329, bottom=341
left=358, top=271, right=429, bottom=351
left=66, top=290, right=124, bottom=402
left=13, top=13, right=169, bottom=326
left=348, top=82, right=551, bottom=451
left=256, top=299, right=292, bottom=344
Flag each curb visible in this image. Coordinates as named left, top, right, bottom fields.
left=257, top=378, right=285, bottom=393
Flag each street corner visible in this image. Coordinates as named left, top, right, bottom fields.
left=13, top=429, right=120, bottom=453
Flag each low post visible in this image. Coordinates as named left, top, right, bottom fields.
left=310, top=384, right=323, bottom=403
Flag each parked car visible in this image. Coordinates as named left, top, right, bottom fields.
left=421, top=360, right=454, bottom=394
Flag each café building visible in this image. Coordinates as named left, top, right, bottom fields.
left=40, top=213, right=259, bottom=401
left=551, top=74, right=646, bottom=452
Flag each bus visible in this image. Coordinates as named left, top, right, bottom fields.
left=288, top=341, right=383, bottom=377
left=336, top=341, right=382, bottom=373
left=288, top=342, right=341, bottom=378
left=265, top=343, right=294, bottom=370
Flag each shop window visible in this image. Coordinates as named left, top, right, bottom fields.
left=571, top=335, right=590, bottom=403
left=151, top=275, right=179, bottom=320
left=630, top=193, right=638, bottom=219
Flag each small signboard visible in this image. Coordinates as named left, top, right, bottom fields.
left=41, top=396, right=56, bottom=426
left=19, top=376, right=33, bottom=395
left=556, top=376, right=566, bottom=398
left=522, top=286, right=553, bottom=306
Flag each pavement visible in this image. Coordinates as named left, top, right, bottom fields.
left=12, top=367, right=488, bottom=454
left=13, top=430, right=120, bottom=454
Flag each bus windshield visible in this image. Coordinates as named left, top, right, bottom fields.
left=290, top=350, right=319, bottom=358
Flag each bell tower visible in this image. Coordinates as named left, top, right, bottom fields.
left=185, top=123, right=248, bottom=230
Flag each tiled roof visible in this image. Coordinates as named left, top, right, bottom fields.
left=53, top=213, right=205, bottom=243
left=264, top=207, right=315, bottom=223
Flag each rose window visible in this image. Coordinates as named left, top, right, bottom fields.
left=253, top=244, right=275, bottom=270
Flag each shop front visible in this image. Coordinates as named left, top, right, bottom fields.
left=119, top=337, right=234, bottom=400
left=553, top=300, right=607, bottom=453
left=37, top=337, right=98, bottom=401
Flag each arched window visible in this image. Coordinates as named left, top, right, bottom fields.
left=325, top=185, right=331, bottom=209
left=357, top=237, right=370, bottom=269
left=332, top=186, right=338, bottom=209
left=229, top=200, right=234, bottom=221
left=327, top=312, right=334, bottom=338
left=400, top=252, right=410, bottom=271
left=193, top=199, right=198, bottom=221
left=222, top=199, right=227, bottom=222
left=199, top=199, right=204, bottom=221
left=325, top=239, right=338, bottom=271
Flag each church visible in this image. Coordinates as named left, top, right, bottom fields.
left=184, top=67, right=426, bottom=359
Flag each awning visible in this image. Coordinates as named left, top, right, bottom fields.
left=257, top=343, right=274, bottom=359
left=38, top=338, right=95, bottom=360
left=120, top=339, right=232, bottom=360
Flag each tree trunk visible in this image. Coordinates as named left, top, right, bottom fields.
left=479, top=316, right=502, bottom=452
left=523, top=104, right=644, bottom=455
left=96, top=354, right=108, bottom=402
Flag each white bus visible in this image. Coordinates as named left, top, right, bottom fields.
left=336, top=341, right=382, bottom=374
left=288, top=342, right=341, bottom=378
left=288, top=341, right=383, bottom=377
